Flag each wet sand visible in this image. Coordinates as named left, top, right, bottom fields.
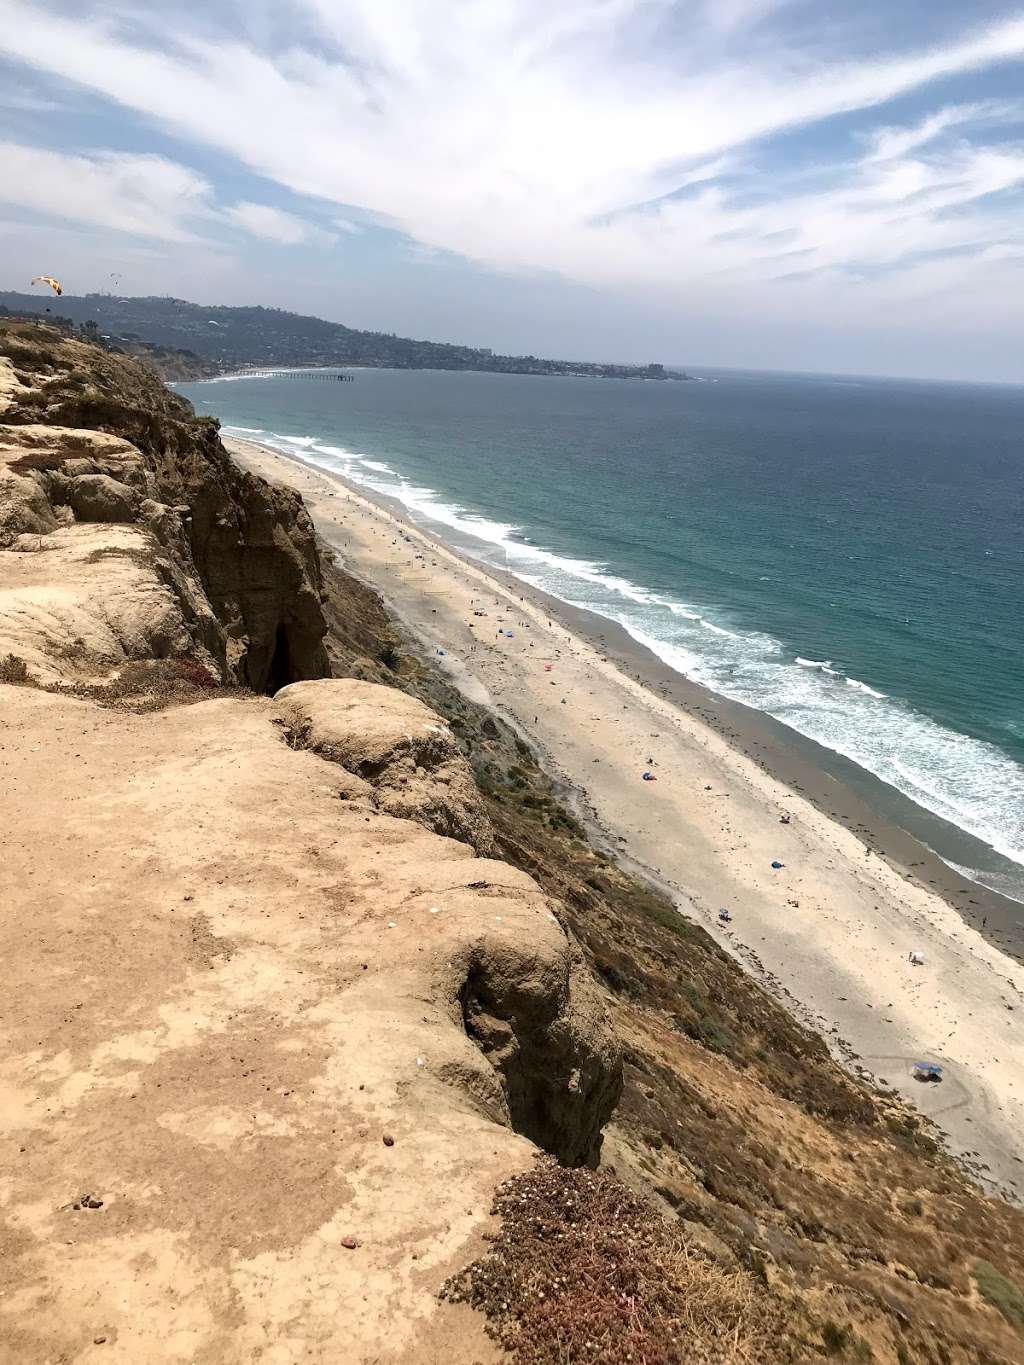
left=227, top=436, right=1024, bottom=1201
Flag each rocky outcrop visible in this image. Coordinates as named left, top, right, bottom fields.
left=275, top=678, right=497, bottom=855
left=0, top=424, right=222, bottom=683
left=0, top=320, right=622, bottom=1363
left=0, top=683, right=621, bottom=1362
left=0, top=322, right=328, bottom=689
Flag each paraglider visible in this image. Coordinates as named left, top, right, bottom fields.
left=31, top=275, right=63, bottom=297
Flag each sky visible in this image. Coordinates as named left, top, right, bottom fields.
left=1, top=1, right=1024, bottom=381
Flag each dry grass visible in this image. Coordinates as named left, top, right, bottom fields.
left=320, top=553, right=1024, bottom=1360
left=443, top=1156, right=793, bottom=1364
left=48, top=658, right=236, bottom=713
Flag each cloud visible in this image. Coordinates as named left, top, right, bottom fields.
left=223, top=200, right=335, bottom=245
left=0, top=141, right=334, bottom=252
left=1, top=0, right=1024, bottom=332
left=863, top=100, right=1024, bottom=162
left=0, top=141, right=211, bottom=241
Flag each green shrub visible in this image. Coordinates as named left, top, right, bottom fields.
left=974, top=1260, right=1024, bottom=1328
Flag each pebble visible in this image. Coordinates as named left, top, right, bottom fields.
left=93, top=1337, right=107, bottom=1345
left=382, top=1134, right=395, bottom=1147
left=341, top=1236, right=359, bottom=1250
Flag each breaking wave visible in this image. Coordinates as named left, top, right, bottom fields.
left=250, top=427, right=1024, bottom=883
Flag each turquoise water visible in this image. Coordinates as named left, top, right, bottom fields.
left=178, top=367, right=1024, bottom=897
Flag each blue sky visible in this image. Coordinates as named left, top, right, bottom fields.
left=2, top=1, right=1024, bottom=380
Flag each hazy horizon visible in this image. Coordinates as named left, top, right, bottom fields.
left=9, top=282, right=1024, bottom=389
left=3, top=1, right=1024, bottom=383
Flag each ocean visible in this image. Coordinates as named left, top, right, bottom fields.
left=177, top=366, right=1024, bottom=902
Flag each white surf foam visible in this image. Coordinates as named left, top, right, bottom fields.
left=845, top=676, right=887, bottom=699
left=255, top=428, right=1024, bottom=879
left=796, top=657, right=841, bottom=676
left=312, top=443, right=362, bottom=460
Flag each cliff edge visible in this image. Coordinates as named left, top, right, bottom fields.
left=3, top=321, right=1024, bottom=1365
left=0, top=322, right=620, bottom=1363
left=1, top=322, right=328, bottom=691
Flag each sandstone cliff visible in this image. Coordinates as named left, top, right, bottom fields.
left=0, top=322, right=621, bottom=1363
left=1, top=322, right=328, bottom=690
left=2, top=321, right=1024, bottom=1365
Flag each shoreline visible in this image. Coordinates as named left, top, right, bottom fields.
left=175, top=363, right=694, bottom=386
left=226, top=434, right=1024, bottom=1200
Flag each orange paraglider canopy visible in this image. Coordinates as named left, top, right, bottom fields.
left=31, top=275, right=63, bottom=297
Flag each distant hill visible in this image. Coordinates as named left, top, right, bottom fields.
left=0, top=291, right=687, bottom=382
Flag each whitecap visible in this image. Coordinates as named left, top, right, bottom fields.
left=845, top=676, right=886, bottom=699
left=795, top=657, right=840, bottom=676
left=311, top=443, right=361, bottom=460
left=229, top=423, right=1024, bottom=877
left=700, top=619, right=740, bottom=639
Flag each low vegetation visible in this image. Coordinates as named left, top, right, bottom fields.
left=320, top=550, right=1024, bottom=1364
left=973, top=1261, right=1024, bottom=1329
left=443, top=1156, right=790, bottom=1364
left=0, top=652, right=30, bottom=684
left=6, top=316, right=1019, bottom=1360
left=40, top=659, right=230, bottom=712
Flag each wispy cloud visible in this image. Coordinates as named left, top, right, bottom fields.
left=222, top=201, right=336, bottom=246
left=0, top=140, right=337, bottom=250
left=863, top=100, right=1024, bottom=162
left=1, top=1, right=1024, bottom=344
left=0, top=142, right=211, bottom=241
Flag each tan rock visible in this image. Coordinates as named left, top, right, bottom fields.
left=276, top=677, right=497, bottom=855
left=0, top=325, right=331, bottom=691
left=0, top=521, right=199, bottom=684
left=0, top=686, right=620, bottom=1363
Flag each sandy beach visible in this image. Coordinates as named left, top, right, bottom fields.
left=227, top=436, right=1024, bottom=1200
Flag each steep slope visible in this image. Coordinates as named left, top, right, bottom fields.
left=0, top=320, right=328, bottom=690
left=0, top=324, right=622, bottom=1363
left=2, top=323, right=1023, bottom=1365
left=318, top=549, right=1024, bottom=1364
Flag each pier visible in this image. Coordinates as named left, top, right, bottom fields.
left=236, top=368, right=354, bottom=381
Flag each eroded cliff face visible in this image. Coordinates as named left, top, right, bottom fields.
left=0, top=324, right=622, bottom=1363
left=0, top=686, right=622, bottom=1363
left=276, top=678, right=498, bottom=857
left=8, top=322, right=1023, bottom=1365
left=0, top=323, right=328, bottom=690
